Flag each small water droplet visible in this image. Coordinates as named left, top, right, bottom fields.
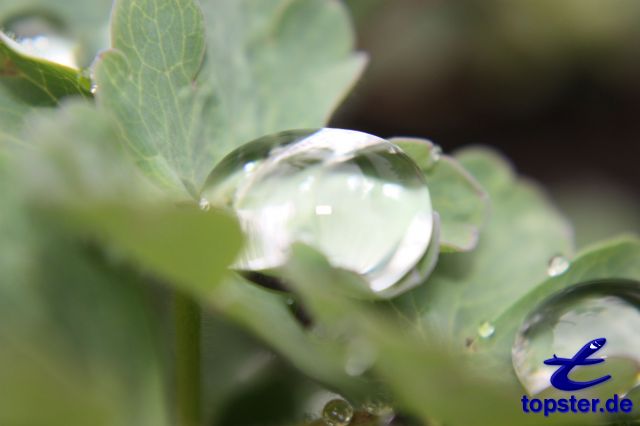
left=478, top=321, right=495, bottom=339
left=547, top=255, right=570, bottom=277
left=428, top=145, right=442, bottom=168
left=90, top=83, right=99, bottom=94
left=200, top=128, right=435, bottom=298
left=512, top=279, right=640, bottom=395
left=198, top=198, right=210, bottom=211
left=322, top=399, right=353, bottom=426
left=362, top=397, right=394, bottom=418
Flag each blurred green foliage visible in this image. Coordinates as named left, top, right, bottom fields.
left=0, top=1, right=639, bottom=425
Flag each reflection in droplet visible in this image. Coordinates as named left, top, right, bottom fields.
left=478, top=321, right=495, bottom=339
left=513, top=279, right=640, bottom=395
left=322, top=399, right=354, bottom=426
left=201, top=129, right=435, bottom=297
left=547, top=255, right=570, bottom=277
left=90, top=83, right=99, bottom=94
left=198, top=198, right=210, bottom=211
left=2, top=15, right=79, bottom=68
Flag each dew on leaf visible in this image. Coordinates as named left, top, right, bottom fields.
left=198, top=197, right=210, bottom=211
left=2, top=15, right=78, bottom=68
left=322, top=398, right=354, bottom=426
left=477, top=321, right=495, bottom=339
left=512, top=279, right=640, bottom=395
left=547, top=255, right=570, bottom=277
left=201, top=128, right=435, bottom=297
left=425, top=144, right=442, bottom=170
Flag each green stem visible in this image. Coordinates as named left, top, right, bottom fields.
left=175, top=292, right=201, bottom=426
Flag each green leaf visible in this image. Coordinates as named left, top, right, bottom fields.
left=205, top=274, right=366, bottom=397
left=95, top=0, right=365, bottom=195
left=68, top=204, right=243, bottom=295
left=477, top=237, right=640, bottom=374
left=197, top=0, right=366, bottom=167
left=282, top=245, right=558, bottom=426
left=0, top=31, right=91, bottom=150
left=0, top=82, right=30, bottom=148
left=94, top=0, right=207, bottom=193
left=395, top=147, right=574, bottom=350
left=0, top=32, right=91, bottom=104
left=16, top=100, right=243, bottom=297
left=0, top=160, right=168, bottom=426
left=391, top=137, right=489, bottom=252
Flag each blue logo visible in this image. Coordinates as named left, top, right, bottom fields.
left=544, top=337, right=612, bottom=391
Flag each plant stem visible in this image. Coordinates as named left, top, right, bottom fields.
left=175, top=292, right=201, bottom=426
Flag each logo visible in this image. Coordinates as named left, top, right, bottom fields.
left=520, top=337, right=634, bottom=417
left=543, top=337, right=611, bottom=391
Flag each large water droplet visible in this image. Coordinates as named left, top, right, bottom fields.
left=1, top=15, right=78, bottom=69
left=322, top=399, right=354, bottom=426
left=547, top=255, right=570, bottom=277
left=513, top=279, right=640, bottom=395
left=201, top=129, right=434, bottom=297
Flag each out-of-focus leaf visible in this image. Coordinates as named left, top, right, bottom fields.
left=206, top=274, right=366, bottom=398
left=477, top=237, right=640, bottom=375
left=0, top=163, right=168, bottom=425
left=0, top=32, right=91, bottom=104
left=394, top=147, right=573, bottom=353
left=95, top=0, right=365, bottom=195
left=552, top=180, right=640, bottom=249
left=17, top=101, right=243, bottom=296
left=282, top=245, right=567, bottom=426
left=66, top=204, right=243, bottom=295
left=0, top=82, right=30, bottom=148
left=202, top=313, right=328, bottom=426
left=391, top=137, right=489, bottom=252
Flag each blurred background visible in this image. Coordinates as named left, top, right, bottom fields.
left=334, top=0, right=640, bottom=248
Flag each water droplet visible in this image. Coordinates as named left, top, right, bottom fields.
left=478, top=321, right=495, bottom=339
left=513, top=279, right=640, bottom=395
left=322, top=399, right=354, bottom=426
left=90, top=83, right=99, bottom=94
left=2, top=15, right=79, bottom=68
left=201, top=129, right=434, bottom=298
left=362, top=397, right=394, bottom=418
left=198, top=198, right=210, bottom=211
left=426, top=144, right=442, bottom=169
left=547, top=255, right=570, bottom=277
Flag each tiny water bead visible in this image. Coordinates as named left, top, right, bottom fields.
left=477, top=321, right=495, bottom=339
left=201, top=129, right=435, bottom=297
left=547, top=255, right=570, bottom=277
left=512, top=279, right=640, bottom=396
left=322, top=399, right=354, bottom=426
left=198, top=197, right=210, bottom=211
